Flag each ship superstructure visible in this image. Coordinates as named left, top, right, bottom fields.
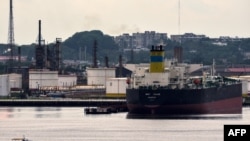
left=128, top=45, right=190, bottom=90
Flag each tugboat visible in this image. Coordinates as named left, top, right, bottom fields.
left=84, top=107, right=112, bottom=114
left=126, top=45, right=242, bottom=115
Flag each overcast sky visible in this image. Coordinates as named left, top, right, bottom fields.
left=0, top=0, right=249, bottom=45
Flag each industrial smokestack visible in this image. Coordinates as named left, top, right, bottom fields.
left=105, top=56, right=109, bottom=68
left=38, top=20, right=41, bottom=47
left=119, top=54, right=123, bottom=77
left=35, top=20, right=45, bottom=69
left=92, top=39, right=98, bottom=68
left=8, top=0, right=15, bottom=70
left=55, top=38, right=62, bottom=71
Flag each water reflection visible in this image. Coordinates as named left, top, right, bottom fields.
left=126, top=113, right=243, bottom=120
left=35, top=113, right=61, bottom=118
left=0, top=107, right=62, bottom=119
left=35, top=107, right=61, bottom=112
left=0, top=108, right=14, bottom=119
left=0, top=108, right=14, bottom=112
left=35, top=107, right=61, bottom=118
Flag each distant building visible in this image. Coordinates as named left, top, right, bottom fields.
left=114, top=33, right=133, bottom=49
left=218, top=36, right=242, bottom=42
left=170, top=33, right=207, bottom=42
left=212, top=42, right=227, bottom=46
left=210, top=36, right=245, bottom=46
left=114, top=31, right=168, bottom=50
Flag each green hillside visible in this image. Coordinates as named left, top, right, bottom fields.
left=62, top=30, right=120, bottom=64
left=1, top=30, right=250, bottom=69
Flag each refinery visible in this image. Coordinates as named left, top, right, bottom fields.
left=0, top=0, right=250, bottom=107
left=0, top=0, right=128, bottom=101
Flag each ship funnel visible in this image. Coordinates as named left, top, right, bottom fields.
left=150, top=45, right=165, bottom=73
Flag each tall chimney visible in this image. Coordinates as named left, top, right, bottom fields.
left=35, top=20, right=45, bottom=69
left=92, top=39, right=98, bottom=68
left=38, top=20, right=41, bottom=47
left=119, top=54, right=123, bottom=77
left=105, top=56, right=109, bottom=68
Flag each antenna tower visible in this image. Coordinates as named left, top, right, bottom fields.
left=178, top=0, right=181, bottom=44
left=8, top=0, right=15, bottom=66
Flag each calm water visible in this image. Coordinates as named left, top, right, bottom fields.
left=0, top=106, right=249, bottom=141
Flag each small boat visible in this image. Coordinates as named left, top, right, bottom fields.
left=84, top=107, right=112, bottom=114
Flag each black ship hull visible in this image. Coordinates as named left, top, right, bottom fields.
left=126, top=83, right=242, bottom=115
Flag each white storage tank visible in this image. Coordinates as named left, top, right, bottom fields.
left=9, top=73, right=22, bottom=88
left=86, top=68, right=116, bottom=87
left=0, top=74, right=10, bottom=97
left=29, top=69, right=58, bottom=89
left=106, top=77, right=127, bottom=98
left=58, top=75, right=77, bottom=87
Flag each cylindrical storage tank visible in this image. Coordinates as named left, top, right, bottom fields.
left=0, top=75, right=10, bottom=97
left=9, top=73, right=22, bottom=88
left=58, top=75, right=77, bottom=87
left=29, top=70, right=58, bottom=89
left=86, top=68, right=116, bottom=86
left=106, top=77, right=127, bottom=98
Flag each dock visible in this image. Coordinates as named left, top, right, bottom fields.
left=0, top=99, right=126, bottom=107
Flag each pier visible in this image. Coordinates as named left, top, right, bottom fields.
left=0, top=99, right=126, bottom=107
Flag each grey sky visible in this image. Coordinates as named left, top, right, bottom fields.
left=0, top=0, right=249, bottom=45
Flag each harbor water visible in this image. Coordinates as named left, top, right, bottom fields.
left=0, top=106, right=249, bottom=141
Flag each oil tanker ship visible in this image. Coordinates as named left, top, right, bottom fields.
left=126, top=45, right=242, bottom=115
